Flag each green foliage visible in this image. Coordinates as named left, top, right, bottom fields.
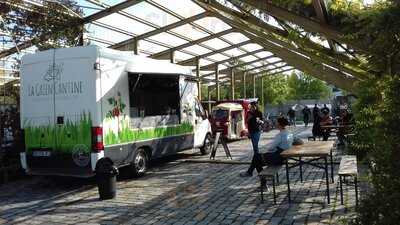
left=287, top=71, right=331, bottom=100
left=349, top=76, right=400, bottom=225
left=328, top=1, right=400, bottom=75
left=24, top=112, right=91, bottom=154
left=0, top=0, right=83, bottom=50
left=260, top=73, right=289, bottom=105
left=104, top=121, right=194, bottom=146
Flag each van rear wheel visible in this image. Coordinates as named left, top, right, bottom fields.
left=200, top=134, right=213, bottom=155
left=130, top=149, right=148, bottom=177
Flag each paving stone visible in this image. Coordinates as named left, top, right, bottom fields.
left=0, top=127, right=361, bottom=225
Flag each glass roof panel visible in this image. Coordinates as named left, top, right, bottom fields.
left=85, top=23, right=132, bottom=44
left=124, top=2, right=180, bottom=27
left=201, top=38, right=230, bottom=49
left=241, top=43, right=263, bottom=52
left=194, top=17, right=231, bottom=33
left=150, top=32, right=188, bottom=47
left=199, top=59, right=214, bottom=67
left=255, top=51, right=274, bottom=58
left=218, top=64, right=228, bottom=70
left=151, top=0, right=205, bottom=18
left=139, top=40, right=168, bottom=54
left=266, top=57, right=282, bottom=64
left=252, top=62, right=263, bottom=68
left=79, top=1, right=104, bottom=17
left=97, top=13, right=154, bottom=35
left=207, top=53, right=230, bottom=62
left=181, top=45, right=212, bottom=55
left=239, top=55, right=258, bottom=63
left=223, top=48, right=246, bottom=57
left=174, top=51, right=194, bottom=62
left=200, top=71, right=213, bottom=76
left=98, top=0, right=124, bottom=6
left=170, top=24, right=209, bottom=40
left=87, top=39, right=111, bottom=48
left=220, top=32, right=249, bottom=44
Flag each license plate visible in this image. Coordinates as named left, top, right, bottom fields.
left=33, top=151, right=51, bottom=157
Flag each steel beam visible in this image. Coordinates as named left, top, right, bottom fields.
left=193, top=0, right=358, bottom=91
left=151, top=28, right=235, bottom=59
left=200, top=48, right=264, bottom=71
left=146, top=0, right=264, bottom=61
left=209, top=67, right=294, bottom=88
left=201, top=0, right=368, bottom=79
left=196, top=57, right=202, bottom=100
left=84, top=0, right=146, bottom=23
left=236, top=0, right=365, bottom=52
left=230, top=69, right=235, bottom=99
left=312, top=0, right=337, bottom=51
left=178, top=40, right=252, bottom=66
left=215, top=64, right=220, bottom=100
left=201, top=55, right=278, bottom=77
left=243, top=72, right=247, bottom=98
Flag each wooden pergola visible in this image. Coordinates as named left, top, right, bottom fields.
left=0, top=0, right=370, bottom=101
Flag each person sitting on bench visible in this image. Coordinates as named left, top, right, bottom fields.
left=240, top=117, right=293, bottom=179
left=262, top=117, right=294, bottom=166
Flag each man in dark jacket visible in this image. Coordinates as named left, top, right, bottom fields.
left=312, top=104, right=320, bottom=122
left=302, top=106, right=311, bottom=127
left=287, top=108, right=296, bottom=126
left=240, top=102, right=264, bottom=177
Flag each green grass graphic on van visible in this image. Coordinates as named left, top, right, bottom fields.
left=24, top=113, right=92, bottom=154
left=104, top=121, right=193, bottom=146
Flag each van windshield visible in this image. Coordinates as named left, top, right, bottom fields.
left=212, top=109, right=228, bottom=120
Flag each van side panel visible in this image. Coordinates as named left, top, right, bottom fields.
left=99, top=64, right=195, bottom=165
left=20, top=47, right=98, bottom=177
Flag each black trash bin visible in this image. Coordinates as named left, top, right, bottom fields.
left=95, top=158, right=119, bottom=200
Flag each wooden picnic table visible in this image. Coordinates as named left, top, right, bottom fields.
left=280, top=141, right=335, bottom=204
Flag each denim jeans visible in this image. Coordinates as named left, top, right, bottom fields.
left=247, top=131, right=263, bottom=175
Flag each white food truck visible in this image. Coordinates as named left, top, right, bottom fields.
left=19, top=46, right=212, bottom=177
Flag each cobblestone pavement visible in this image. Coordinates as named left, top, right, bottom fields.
left=0, top=126, right=362, bottom=225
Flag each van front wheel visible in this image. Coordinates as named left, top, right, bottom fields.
left=130, top=149, right=148, bottom=177
left=200, top=134, right=213, bottom=155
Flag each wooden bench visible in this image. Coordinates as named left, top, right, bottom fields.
left=258, top=165, right=282, bottom=204
left=338, top=155, right=358, bottom=206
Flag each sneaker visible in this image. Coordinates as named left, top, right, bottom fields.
left=239, top=171, right=252, bottom=177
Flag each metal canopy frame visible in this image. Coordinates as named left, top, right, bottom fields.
left=1, top=0, right=371, bottom=100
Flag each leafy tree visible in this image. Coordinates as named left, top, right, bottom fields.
left=260, top=73, right=289, bottom=105
left=287, top=71, right=331, bottom=100
left=0, top=0, right=83, bottom=51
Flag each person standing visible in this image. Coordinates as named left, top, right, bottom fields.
left=312, top=104, right=320, bottom=122
left=302, top=106, right=311, bottom=127
left=240, top=102, right=264, bottom=177
left=287, top=108, right=296, bottom=126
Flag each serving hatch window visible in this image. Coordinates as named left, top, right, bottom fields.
left=128, top=73, right=180, bottom=127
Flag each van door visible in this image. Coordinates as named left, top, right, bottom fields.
left=194, top=98, right=211, bottom=147
left=21, top=52, right=57, bottom=169
left=53, top=52, right=96, bottom=172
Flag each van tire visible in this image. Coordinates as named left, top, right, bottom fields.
left=130, top=148, right=148, bottom=177
left=200, top=133, right=213, bottom=155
